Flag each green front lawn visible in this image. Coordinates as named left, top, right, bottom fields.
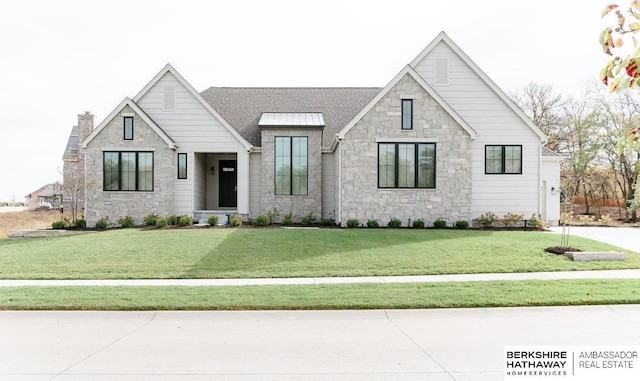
left=0, top=228, right=637, bottom=279
left=2, top=280, right=639, bottom=310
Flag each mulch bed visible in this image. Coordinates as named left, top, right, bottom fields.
left=545, top=246, right=583, bottom=255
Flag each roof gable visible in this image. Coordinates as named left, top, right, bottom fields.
left=410, top=31, right=547, bottom=142
left=337, top=65, right=477, bottom=141
left=133, top=64, right=252, bottom=150
left=81, top=98, right=177, bottom=149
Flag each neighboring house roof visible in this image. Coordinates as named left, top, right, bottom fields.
left=134, top=64, right=253, bottom=150
left=541, top=146, right=567, bottom=159
left=410, top=31, right=548, bottom=143
left=200, top=87, right=380, bottom=147
left=82, top=98, right=177, bottom=150
left=62, top=125, right=79, bottom=161
left=259, top=113, right=325, bottom=127
left=337, top=65, right=478, bottom=142
left=25, top=182, right=62, bottom=199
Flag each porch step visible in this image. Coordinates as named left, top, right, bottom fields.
left=194, top=210, right=234, bottom=226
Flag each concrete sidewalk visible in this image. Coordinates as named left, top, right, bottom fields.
left=1, top=269, right=640, bottom=287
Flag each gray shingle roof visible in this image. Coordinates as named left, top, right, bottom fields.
left=541, top=146, right=565, bottom=157
left=199, top=87, right=381, bottom=147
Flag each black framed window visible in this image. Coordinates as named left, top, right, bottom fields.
left=401, top=99, right=413, bottom=130
left=177, top=153, right=187, bottom=179
left=485, top=145, right=522, bottom=174
left=275, top=136, right=308, bottom=195
left=124, top=117, right=134, bottom=140
left=378, top=143, right=435, bottom=188
left=103, top=151, right=153, bottom=191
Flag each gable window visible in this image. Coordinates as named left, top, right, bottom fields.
left=435, top=59, right=449, bottom=85
left=485, top=145, right=522, bottom=174
left=124, top=117, right=134, bottom=140
left=177, top=153, right=187, bottom=179
left=103, top=151, right=153, bottom=191
left=401, top=99, right=413, bottom=130
left=163, top=86, right=175, bottom=110
left=275, top=136, right=308, bottom=195
left=378, top=143, right=436, bottom=188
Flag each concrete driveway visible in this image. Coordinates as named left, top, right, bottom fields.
left=2, top=306, right=640, bottom=380
left=548, top=226, right=640, bottom=252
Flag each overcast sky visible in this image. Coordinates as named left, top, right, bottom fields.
left=0, top=0, right=609, bottom=202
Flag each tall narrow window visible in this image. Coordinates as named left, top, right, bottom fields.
left=378, top=143, right=436, bottom=188
left=124, top=117, right=133, bottom=140
left=177, top=153, right=187, bottom=179
left=401, top=99, right=413, bottom=130
left=485, top=145, right=522, bottom=174
left=275, top=136, right=308, bottom=195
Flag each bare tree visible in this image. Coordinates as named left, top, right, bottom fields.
left=511, top=82, right=566, bottom=151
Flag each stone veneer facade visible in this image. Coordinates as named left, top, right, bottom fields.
left=84, top=105, right=176, bottom=226
left=339, top=74, right=472, bottom=226
left=260, top=127, right=323, bottom=221
left=62, top=112, right=94, bottom=218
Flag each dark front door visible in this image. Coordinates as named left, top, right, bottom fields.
left=219, top=160, right=237, bottom=208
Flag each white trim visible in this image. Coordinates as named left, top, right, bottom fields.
left=81, top=98, right=177, bottom=150
left=337, top=65, right=477, bottom=141
left=133, top=63, right=253, bottom=151
left=120, top=112, right=135, bottom=117
left=375, top=137, right=439, bottom=143
left=410, top=31, right=547, bottom=143
left=101, top=147, right=156, bottom=151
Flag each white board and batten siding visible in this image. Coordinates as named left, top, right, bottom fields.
left=137, top=72, right=247, bottom=216
left=413, top=41, right=543, bottom=218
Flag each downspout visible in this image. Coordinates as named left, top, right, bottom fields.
left=538, top=145, right=543, bottom=220
left=337, top=137, right=343, bottom=225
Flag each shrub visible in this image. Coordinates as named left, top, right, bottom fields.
left=346, top=218, right=360, bottom=228
left=229, top=215, right=243, bottom=226
left=455, top=220, right=469, bottom=229
left=177, top=215, right=193, bottom=226
left=255, top=214, right=270, bottom=226
left=166, top=215, right=178, bottom=225
left=143, top=213, right=159, bottom=226
left=387, top=218, right=402, bottom=228
left=320, top=218, right=333, bottom=226
left=117, top=215, right=135, bottom=228
left=366, top=219, right=379, bottom=228
left=74, top=218, right=86, bottom=228
left=599, top=214, right=612, bottom=226
left=51, top=220, right=67, bottom=229
left=528, top=213, right=547, bottom=229
left=207, top=215, right=219, bottom=226
left=502, top=213, right=524, bottom=227
left=477, top=212, right=499, bottom=227
left=157, top=218, right=168, bottom=228
left=412, top=219, right=425, bottom=228
left=282, top=213, right=293, bottom=226
left=301, top=213, right=317, bottom=225
left=578, top=215, right=595, bottom=226
left=266, top=207, right=280, bottom=224
left=433, top=218, right=447, bottom=229
left=95, top=218, right=108, bottom=231
left=560, top=211, right=573, bottom=225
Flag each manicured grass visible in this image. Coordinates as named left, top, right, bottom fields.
left=0, top=228, right=638, bottom=279
left=1, top=280, right=639, bottom=310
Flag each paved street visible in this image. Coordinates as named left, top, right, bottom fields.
left=1, top=306, right=640, bottom=380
